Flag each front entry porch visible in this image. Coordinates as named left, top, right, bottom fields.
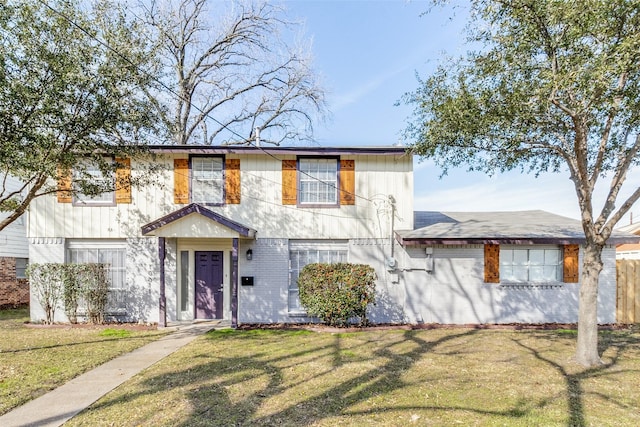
left=141, top=204, right=257, bottom=327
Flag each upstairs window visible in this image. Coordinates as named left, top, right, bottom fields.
left=73, top=158, right=114, bottom=206
left=57, top=158, right=131, bottom=205
left=191, top=157, right=224, bottom=204
left=299, top=158, right=338, bottom=205
left=282, top=158, right=355, bottom=207
left=173, top=157, right=240, bottom=205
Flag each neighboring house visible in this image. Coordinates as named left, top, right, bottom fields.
left=0, top=175, right=29, bottom=307
left=616, top=222, right=640, bottom=259
left=27, top=146, right=640, bottom=326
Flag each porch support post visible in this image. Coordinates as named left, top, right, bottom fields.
left=158, top=237, right=166, bottom=327
left=231, top=238, right=238, bottom=328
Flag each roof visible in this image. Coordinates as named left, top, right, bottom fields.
left=617, top=222, right=640, bottom=235
left=396, top=210, right=640, bottom=246
left=147, top=145, right=404, bottom=156
left=141, top=204, right=257, bottom=238
left=146, top=145, right=408, bottom=156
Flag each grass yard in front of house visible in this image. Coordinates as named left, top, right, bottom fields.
left=66, top=325, right=640, bottom=426
left=0, top=307, right=167, bottom=415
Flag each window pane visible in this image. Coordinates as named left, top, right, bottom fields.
left=545, top=249, right=559, bottom=264
left=512, top=250, right=528, bottom=265
left=529, top=250, right=545, bottom=265
left=542, top=265, right=559, bottom=281
left=512, top=266, right=528, bottom=281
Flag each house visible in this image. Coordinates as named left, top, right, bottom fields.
left=616, top=222, right=640, bottom=259
left=0, top=175, right=29, bottom=308
left=28, top=146, right=412, bottom=325
left=27, top=145, right=640, bottom=326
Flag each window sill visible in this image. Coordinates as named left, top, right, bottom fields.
left=497, top=283, right=565, bottom=290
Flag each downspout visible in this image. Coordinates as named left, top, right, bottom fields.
left=158, top=237, right=166, bottom=327
left=386, top=195, right=397, bottom=270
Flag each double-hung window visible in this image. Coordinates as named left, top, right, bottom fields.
left=73, top=158, right=114, bottom=205
left=288, top=241, right=348, bottom=314
left=500, top=247, right=562, bottom=283
left=298, top=158, right=338, bottom=205
left=15, top=258, right=28, bottom=279
left=191, top=157, right=224, bottom=204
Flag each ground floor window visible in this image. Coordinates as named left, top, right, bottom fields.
left=500, top=246, right=562, bottom=283
left=288, top=240, right=348, bottom=314
left=67, top=241, right=127, bottom=314
left=15, top=258, right=28, bottom=279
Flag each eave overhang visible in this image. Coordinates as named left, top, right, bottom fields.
left=396, top=232, right=640, bottom=247
left=146, top=145, right=408, bottom=157
left=141, top=203, right=256, bottom=238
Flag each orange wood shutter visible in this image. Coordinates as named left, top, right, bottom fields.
left=115, top=158, right=131, bottom=204
left=174, top=158, right=189, bottom=204
left=57, top=166, right=72, bottom=203
left=339, top=160, right=355, bottom=205
left=282, top=160, right=297, bottom=205
left=225, top=158, right=241, bottom=204
left=563, top=244, right=579, bottom=283
left=484, top=244, right=500, bottom=283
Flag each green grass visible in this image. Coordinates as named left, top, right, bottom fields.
left=98, top=328, right=132, bottom=338
left=65, top=325, right=640, bottom=427
left=0, top=307, right=167, bottom=415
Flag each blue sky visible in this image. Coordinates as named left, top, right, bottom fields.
left=283, top=0, right=639, bottom=226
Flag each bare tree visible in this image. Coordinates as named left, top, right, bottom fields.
left=142, top=0, right=326, bottom=146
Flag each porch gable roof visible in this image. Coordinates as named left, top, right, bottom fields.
left=141, top=203, right=256, bottom=238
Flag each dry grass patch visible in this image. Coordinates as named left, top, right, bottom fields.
left=0, top=308, right=167, bottom=415
left=66, top=325, right=640, bottom=426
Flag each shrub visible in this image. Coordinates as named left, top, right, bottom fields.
left=62, top=264, right=83, bottom=324
left=298, top=263, right=377, bottom=327
left=27, top=264, right=65, bottom=324
left=78, top=264, right=109, bottom=324
left=27, top=263, right=110, bottom=324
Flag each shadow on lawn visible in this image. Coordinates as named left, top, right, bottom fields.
left=511, top=330, right=640, bottom=427
left=79, top=328, right=581, bottom=426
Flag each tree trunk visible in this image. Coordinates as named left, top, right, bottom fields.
left=575, top=242, right=605, bottom=367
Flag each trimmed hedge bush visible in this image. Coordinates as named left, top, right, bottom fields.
left=298, top=263, right=377, bottom=327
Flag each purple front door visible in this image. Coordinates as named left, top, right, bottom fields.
left=195, top=251, right=224, bottom=319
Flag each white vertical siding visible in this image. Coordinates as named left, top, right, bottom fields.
left=28, top=153, right=413, bottom=241
left=0, top=176, right=28, bottom=258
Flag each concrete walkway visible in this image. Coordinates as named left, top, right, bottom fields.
left=0, top=322, right=224, bottom=427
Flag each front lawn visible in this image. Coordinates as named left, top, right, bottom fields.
left=67, top=325, right=640, bottom=426
left=0, top=307, right=167, bottom=415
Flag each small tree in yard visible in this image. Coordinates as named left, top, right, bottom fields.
left=298, top=263, right=377, bottom=327
left=27, top=264, right=65, bottom=324
left=78, top=264, right=110, bottom=325
left=405, top=0, right=640, bottom=367
left=62, top=264, right=82, bottom=324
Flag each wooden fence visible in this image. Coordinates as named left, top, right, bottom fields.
left=617, top=260, right=640, bottom=324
